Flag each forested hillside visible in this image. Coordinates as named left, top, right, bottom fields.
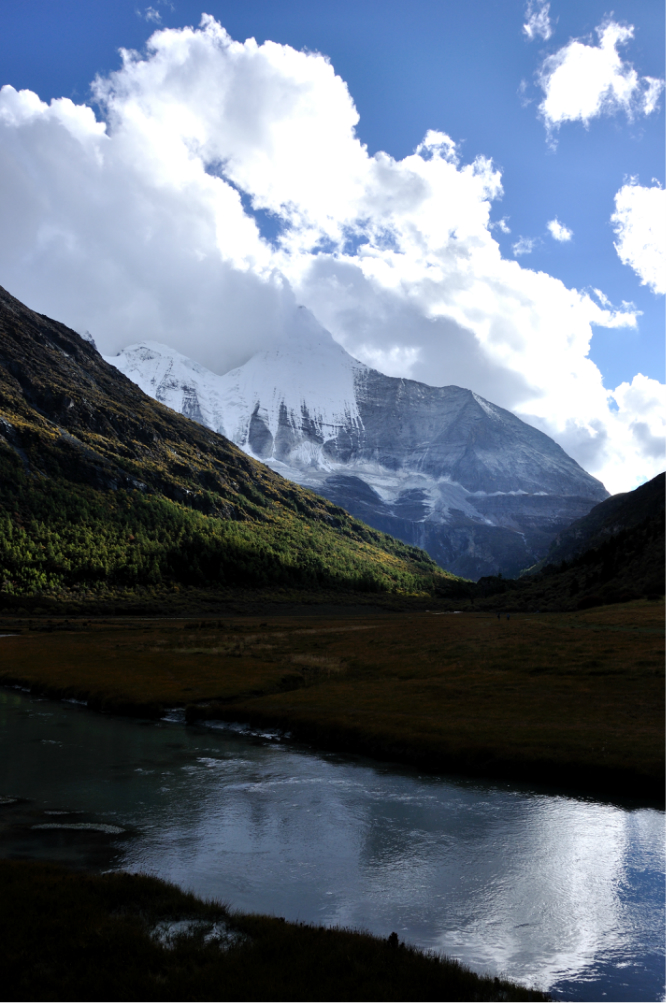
left=0, top=286, right=460, bottom=609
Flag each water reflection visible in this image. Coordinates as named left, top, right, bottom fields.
left=0, top=689, right=663, bottom=1002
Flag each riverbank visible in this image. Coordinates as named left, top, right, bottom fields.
left=0, top=598, right=663, bottom=799
left=0, top=861, right=547, bottom=1001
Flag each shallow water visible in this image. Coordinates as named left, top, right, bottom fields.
left=1, top=688, right=663, bottom=1001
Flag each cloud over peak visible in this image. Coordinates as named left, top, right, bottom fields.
left=0, top=16, right=660, bottom=493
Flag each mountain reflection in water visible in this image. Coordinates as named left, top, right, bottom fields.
left=1, top=690, right=663, bottom=1002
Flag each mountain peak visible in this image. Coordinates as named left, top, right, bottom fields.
left=107, top=330, right=608, bottom=578
left=107, top=318, right=368, bottom=450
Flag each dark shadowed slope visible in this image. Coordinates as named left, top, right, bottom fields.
left=473, top=474, right=664, bottom=611
left=0, top=285, right=459, bottom=603
left=541, top=472, right=665, bottom=566
left=1, top=863, right=547, bottom=1002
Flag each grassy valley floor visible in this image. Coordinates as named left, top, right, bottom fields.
left=0, top=598, right=662, bottom=799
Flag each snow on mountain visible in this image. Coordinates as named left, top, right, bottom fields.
left=105, top=310, right=608, bottom=579
left=108, top=307, right=363, bottom=449
left=215, top=309, right=364, bottom=455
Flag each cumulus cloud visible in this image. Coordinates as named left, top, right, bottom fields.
left=547, top=218, right=572, bottom=241
left=0, top=16, right=659, bottom=492
left=523, top=1, right=552, bottom=42
left=611, top=182, right=665, bottom=295
left=537, top=21, right=665, bottom=136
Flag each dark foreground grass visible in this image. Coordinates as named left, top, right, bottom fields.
left=0, top=599, right=662, bottom=798
left=1, top=861, right=547, bottom=1002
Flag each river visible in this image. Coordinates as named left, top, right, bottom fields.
left=1, top=688, right=663, bottom=1001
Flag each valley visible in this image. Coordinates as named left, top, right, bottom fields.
left=1, top=598, right=662, bottom=798
left=0, top=285, right=663, bottom=1003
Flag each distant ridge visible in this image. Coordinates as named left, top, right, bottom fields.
left=475, top=473, right=665, bottom=610
left=542, top=472, right=665, bottom=567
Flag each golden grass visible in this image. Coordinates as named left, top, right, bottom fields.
left=0, top=599, right=662, bottom=795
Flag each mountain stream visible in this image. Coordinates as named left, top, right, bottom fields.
left=1, top=688, right=663, bottom=1002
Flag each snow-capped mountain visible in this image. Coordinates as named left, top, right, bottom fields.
left=105, top=309, right=608, bottom=578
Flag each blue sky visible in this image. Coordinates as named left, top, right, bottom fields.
left=2, top=0, right=663, bottom=384
left=0, top=0, right=663, bottom=489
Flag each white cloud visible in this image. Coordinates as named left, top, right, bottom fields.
left=512, top=236, right=537, bottom=255
left=138, top=2, right=173, bottom=22
left=537, top=21, right=665, bottom=136
left=592, top=288, right=612, bottom=309
left=611, top=182, right=665, bottom=295
left=642, top=77, right=664, bottom=116
left=547, top=218, right=572, bottom=241
left=523, top=1, right=552, bottom=42
left=0, top=16, right=659, bottom=493
left=139, top=6, right=162, bottom=23
left=492, top=217, right=511, bottom=234
left=609, top=375, right=666, bottom=488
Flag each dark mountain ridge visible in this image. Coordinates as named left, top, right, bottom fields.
left=474, top=473, right=664, bottom=611
left=0, top=285, right=456, bottom=605
left=538, top=472, right=665, bottom=568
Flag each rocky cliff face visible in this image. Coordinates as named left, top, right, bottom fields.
left=107, top=310, right=608, bottom=578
